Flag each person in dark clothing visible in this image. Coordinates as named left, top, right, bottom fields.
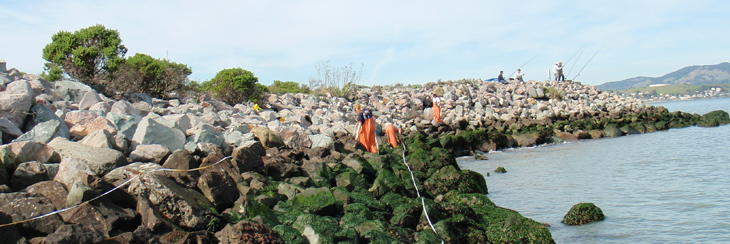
left=498, top=71, right=506, bottom=83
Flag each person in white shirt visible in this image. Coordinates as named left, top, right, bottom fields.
left=513, top=69, right=525, bottom=82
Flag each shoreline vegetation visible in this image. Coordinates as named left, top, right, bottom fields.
left=1, top=61, right=729, bottom=243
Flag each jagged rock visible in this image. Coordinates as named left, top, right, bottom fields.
left=0, top=116, right=23, bottom=143
left=0, top=80, right=34, bottom=128
left=264, top=156, right=300, bottom=181
left=309, top=134, right=334, bottom=149
left=127, top=173, right=219, bottom=230
left=69, top=117, right=118, bottom=140
left=132, top=117, right=186, bottom=152
left=215, top=221, right=284, bottom=244
left=53, top=157, right=97, bottom=188
left=161, top=113, right=192, bottom=132
left=78, top=90, right=101, bottom=110
left=24, top=180, right=68, bottom=210
left=197, top=166, right=238, bottom=211
left=110, top=100, right=142, bottom=123
left=41, top=224, right=105, bottom=244
left=0, top=191, right=65, bottom=237
left=129, top=144, right=170, bottom=164
left=79, top=129, right=116, bottom=149
left=13, top=119, right=67, bottom=144
left=161, top=150, right=200, bottom=188
left=251, top=126, right=284, bottom=148
left=603, top=124, right=623, bottom=138
left=1, top=141, right=59, bottom=168
left=48, top=137, right=126, bottom=177
left=10, top=161, right=49, bottom=191
left=53, top=79, right=93, bottom=103
left=23, top=103, right=70, bottom=139
left=231, top=140, right=266, bottom=174
left=88, top=101, right=112, bottom=113
left=106, top=112, right=137, bottom=140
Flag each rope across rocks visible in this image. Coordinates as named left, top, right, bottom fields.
left=0, top=156, right=232, bottom=229
left=398, top=141, right=445, bottom=244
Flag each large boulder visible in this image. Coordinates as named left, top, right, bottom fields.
left=197, top=167, right=238, bottom=212
left=0, top=117, right=23, bottom=143
left=78, top=90, right=101, bottom=111
left=48, top=137, right=126, bottom=176
left=129, top=144, right=170, bottom=164
left=24, top=180, right=69, bottom=210
left=0, top=80, right=34, bottom=128
left=562, top=202, right=605, bottom=225
left=698, top=110, right=730, bottom=127
left=0, top=191, right=65, bottom=237
left=106, top=112, right=138, bottom=140
left=127, top=173, right=219, bottom=230
left=215, top=221, right=284, bottom=244
left=69, top=117, right=118, bottom=140
left=10, top=161, right=49, bottom=191
left=22, top=104, right=70, bottom=140
left=132, top=117, right=186, bottom=152
left=1, top=141, right=59, bottom=168
left=79, top=129, right=116, bottom=149
left=309, top=134, right=334, bottom=149
left=231, top=140, right=266, bottom=174
left=53, top=79, right=93, bottom=103
left=110, top=100, right=142, bottom=123
left=161, top=150, right=200, bottom=188
left=251, top=126, right=284, bottom=148
left=602, top=123, right=623, bottom=138
left=13, top=119, right=68, bottom=144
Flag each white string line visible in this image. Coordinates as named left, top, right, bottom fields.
left=399, top=142, right=444, bottom=243
left=0, top=156, right=232, bottom=228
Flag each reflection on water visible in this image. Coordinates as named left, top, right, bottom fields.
left=458, top=98, right=730, bottom=243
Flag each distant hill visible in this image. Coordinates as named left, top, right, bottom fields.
left=598, top=62, right=730, bottom=91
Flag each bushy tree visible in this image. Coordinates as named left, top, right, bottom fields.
left=40, top=63, right=63, bottom=81
left=110, top=53, right=192, bottom=99
left=268, top=80, right=310, bottom=95
left=42, top=24, right=127, bottom=84
left=208, top=68, right=266, bottom=105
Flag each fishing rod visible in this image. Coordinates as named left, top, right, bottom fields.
left=567, top=45, right=587, bottom=78
left=509, top=54, right=540, bottom=77
left=572, top=44, right=605, bottom=81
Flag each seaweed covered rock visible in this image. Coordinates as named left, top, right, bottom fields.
left=562, top=202, right=605, bottom=225
left=698, top=110, right=730, bottom=127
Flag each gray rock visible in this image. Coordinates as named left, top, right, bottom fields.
left=162, top=113, right=192, bottom=132
left=78, top=90, right=101, bottom=110
left=65, top=181, right=94, bottom=207
left=0, top=79, right=34, bottom=128
left=129, top=144, right=171, bottom=164
left=106, top=112, right=138, bottom=140
left=13, top=119, right=67, bottom=144
left=187, top=130, right=224, bottom=147
left=79, top=129, right=116, bottom=149
left=23, top=104, right=70, bottom=139
left=53, top=157, right=97, bottom=188
left=132, top=117, right=186, bottom=152
left=88, top=101, right=112, bottom=113
left=10, top=161, right=49, bottom=191
left=0, top=116, right=23, bottom=143
left=110, top=100, right=142, bottom=123
left=48, top=137, right=126, bottom=177
left=128, top=173, right=219, bottom=230
left=308, top=134, right=334, bottom=149
left=103, top=162, right=162, bottom=187
left=1, top=141, right=59, bottom=168
left=53, top=79, right=93, bottom=103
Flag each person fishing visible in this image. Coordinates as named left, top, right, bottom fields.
left=432, top=87, right=444, bottom=124
left=513, top=69, right=525, bottom=82
left=354, top=103, right=378, bottom=153
left=385, top=122, right=402, bottom=148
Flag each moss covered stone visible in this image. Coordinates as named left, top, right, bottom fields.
left=495, top=166, right=507, bottom=173
left=698, top=110, right=730, bottom=127
left=292, top=213, right=342, bottom=244
left=289, top=187, right=341, bottom=216
left=272, top=225, right=308, bottom=244
left=562, top=202, right=605, bottom=225
left=424, top=165, right=488, bottom=195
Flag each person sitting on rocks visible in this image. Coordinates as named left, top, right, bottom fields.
left=354, top=103, right=378, bottom=153
left=498, top=71, right=506, bottom=83
left=513, top=69, right=525, bottom=82
left=385, top=122, right=402, bottom=148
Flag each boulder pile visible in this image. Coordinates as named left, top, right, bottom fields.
left=0, top=58, right=727, bottom=243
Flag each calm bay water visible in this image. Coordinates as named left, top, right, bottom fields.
left=458, top=97, right=730, bottom=243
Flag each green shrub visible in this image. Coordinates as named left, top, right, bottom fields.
left=208, top=68, right=266, bottom=105
left=40, top=63, right=63, bottom=81
left=108, top=53, right=192, bottom=99
left=268, top=80, right=310, bottom=95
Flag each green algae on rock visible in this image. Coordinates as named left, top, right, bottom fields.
left=562, top=202, right=605, bottom=225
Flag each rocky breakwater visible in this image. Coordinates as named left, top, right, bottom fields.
left=0, top=61, right=554, bottom=243
left=349, top=79, right=728, bottom=155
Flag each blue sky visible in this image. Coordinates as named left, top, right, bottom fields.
left=1, top=0, right=729, bottom=87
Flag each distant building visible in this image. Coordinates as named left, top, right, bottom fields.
left=649, top=84, right=669, bottom=87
